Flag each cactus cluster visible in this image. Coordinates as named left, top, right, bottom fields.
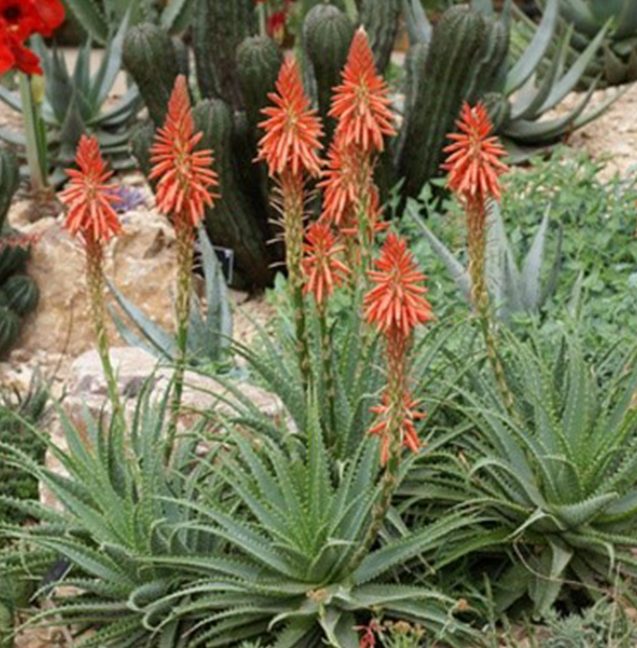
left=124, top=0, right=616, bottom=286
left=124, top=0, right=400, bottom=289
left=0, top=149, right=39, bottom=356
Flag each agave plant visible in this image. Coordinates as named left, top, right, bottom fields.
left=540, top=0, right=637, bottom=86
left=63, top=0, right=195, bottom=45
left=402, top=330, right=637, bottom=616
left=109, top=228, right=233, bottom=371
left=409, top=200, right=563, bottom=323
left=0, top=16, right=141, bottom=185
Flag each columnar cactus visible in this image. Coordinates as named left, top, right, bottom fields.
left=304, top=4, right=355, bottom=137
left=123, top=23, right=180, bottom=125
left=398, top=6, right=507, bottom=197
left=192, top=0, right=257, bottom=107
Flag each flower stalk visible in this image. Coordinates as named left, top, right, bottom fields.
left=301, top=221, right=349, bottom=439
left=85, top=241, right=123, bottom=425
left=59, top=135, right=124, bottom=431
left=350, top=233, right=432, bottom=567
left=257, top=57, right=323, bottom=391
left=18, top=73, right=48, bottom=195
left=443, top=102, right=514, bottom=412
left=149, top=75, right=219, bottom=460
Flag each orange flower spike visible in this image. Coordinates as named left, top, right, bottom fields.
left=364, top=233, right=433, bottom=338
left=60, top=134, right=121, bottom=245
left=369, top=390, right=426, bottom=465
left=257, top=58, right=323, bottom=178
left=318, top=137, right=362, bottom=226
left=330, top=28, right=396, bottom=153
left=302, top=222, right=350, bottom=304
left=442, top=102, right=508, bottom=202
left=150, top=75, right=219, bottom=228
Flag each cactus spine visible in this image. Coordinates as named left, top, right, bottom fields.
left=123, top=23, right=180, bottom=125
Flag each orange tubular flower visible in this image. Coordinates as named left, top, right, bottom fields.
left=150, top=75, right=219, bottom=229
left=442, top=102, right=508, bottom=203
left=302, top=221, right=349, bottom=305
left=364, top=233, right=433, bottom=338
left=59, top=135, right=123, bottom=427
left=59, top=134, right=121, bottom=246
left=369, top=390, right=426, bottom=466
left=329, top=28, right=396, bottom=154
left=364, top=233, right=433, bottom=466
left=257, top=58, right=323, bottom=178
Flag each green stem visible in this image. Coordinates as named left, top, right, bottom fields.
left=282, top=171, right=310, bottom=391
left=319, top=304, right=336, bottom=444
left=467, top=202, right=515, bottom=415
left=350, top=333, right=408, bottom=570
left=86, top=246, right=124, bottom=432
left=18, top=73, right=48, bottom=195
left=167, top=224, right=194, bottom=461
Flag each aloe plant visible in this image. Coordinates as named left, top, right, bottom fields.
left=109, top=228, right=233, bottom=371
left=402, top=331, right=637, bottom=615
left=0, top=16, right=141, bottom=185
left=0, top=387, right=222, bottom=646
left=538, top=0, right=637, bottom=86
left=409, top=201, right=563, bottom=323
left=62, top=0, right=195, bottom=45
left=148, top=399, right=481, bottom=646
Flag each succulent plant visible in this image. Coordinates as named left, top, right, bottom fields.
left=409, top=200, right=563, bottom=323
left=62, top=0, right=195, bottom=46
left=399, top=0, right=619, bottom=175
left=122, top=22, right=180, bottom=126
left=0, top=149, right=39, bottom=356
left=0, top=16, right=141, bottom=185
left=124, top=10, right=282, bottom=289
left=539, top=0, right=637, bottom=86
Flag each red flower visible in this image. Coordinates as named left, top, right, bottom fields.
left=329, top=28, right=395, bottom=154
left=59, top=135, right=122, bottom=246
left=442, top=102, right=508, bottom=202
left=369, top=389, right=425, bottom=466
left=301, top=221, right=349, bottom=304
left=355, top=619, right=380, bottom=648
left=257, top=58, right=323, bottom=178
left=30, top=0, right=65, bottom=37
left=0, top=29, right=41, bottom=75
left=150, top=75, right=219, bottom=230
left=267, top=10, right=287, bottom=43
left=0, top=0, right=64, bottom=75
left=0, top=0, right=64, bottom=41
left=364, top=233, right=433, bottom=338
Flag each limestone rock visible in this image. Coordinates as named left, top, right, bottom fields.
left=14, top=208, right=178, bottom=357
